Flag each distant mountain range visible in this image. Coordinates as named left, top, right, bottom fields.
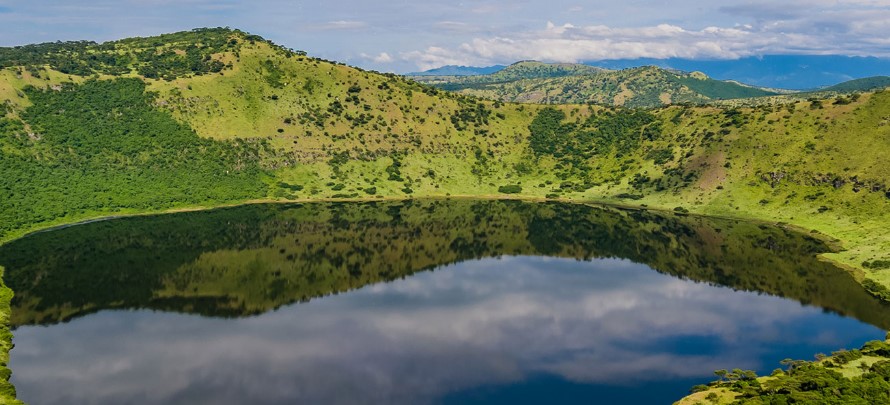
left=411, top=61, right=782, bottom=107
left=406, top=64, right=506, bottom=76
left=410, top=55, right=890, bottom=90
left=410, top=60, right=890, bottom=107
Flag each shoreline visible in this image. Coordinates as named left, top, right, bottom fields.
left=0, top=194, right=861, bottom=284
left=0, top=193, right=798, bottom=242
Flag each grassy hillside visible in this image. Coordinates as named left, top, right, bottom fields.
left=411, top=61, right=778, bottom=107
left=822, top=76, right=890, bottom=93
left=0, top=28, right=889, bottom=403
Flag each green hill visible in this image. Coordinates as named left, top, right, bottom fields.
left=0, top=28, right=889, bottom=403
left=708, top=76, right=890, bottom=108
left=821, top=76, right=890, bottom=93
left=411, top=61, right=778, bottom=107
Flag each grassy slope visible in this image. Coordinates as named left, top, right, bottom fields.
left=822, top=76, right=890, bottom=93
left=1, top=29, right=889, bottom=404
left=412, top=62, right=777, bottom=107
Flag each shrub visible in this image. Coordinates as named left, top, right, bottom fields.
left=863, top=260, right=890, bottom=270
left=498, top=185, right=522, bottom=194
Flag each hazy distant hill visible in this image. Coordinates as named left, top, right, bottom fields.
left=820, top=76, right=890, bottom=93
left=406, top=64, right=506, bottom=76
left=584, top=55, right=890, bottom=90
left=412, top=61, right=778, bottom=107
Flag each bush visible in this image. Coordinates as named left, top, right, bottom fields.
left=646, top=148, right=674, bottom=165
left=615, top=193, right=643, bottom=200
left=498, top=185, right=522, bottom=194
left=863, top=260, right=890, bottom=270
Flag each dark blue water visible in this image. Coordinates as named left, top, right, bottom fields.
left=10, top=256, right=883, bottom=405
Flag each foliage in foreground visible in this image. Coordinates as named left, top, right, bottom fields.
left=0, top=266, right=21, bottom=405
left=683, top=338, right=890, bottom=405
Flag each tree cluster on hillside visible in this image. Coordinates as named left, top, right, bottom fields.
left=689, top=338, right=890, bottom=404
left=0, top=28, right=241, bottom=80
left=0, top=78, right=268, bottom=237
left=528, top=106, right=663, bottom=181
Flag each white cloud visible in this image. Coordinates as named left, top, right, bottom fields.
left=402, top=9, right=890, bottom=70
left=359, top=52, right=395, bottom=64
left=401, top=46, right=478, bottom=71
left=372, top=52, right=392, bottom=63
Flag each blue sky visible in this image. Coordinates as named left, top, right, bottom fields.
left=1, top=0, right=888, bottom=72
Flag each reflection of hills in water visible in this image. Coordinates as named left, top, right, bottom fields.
left=1, top=200, right=888, bottom=329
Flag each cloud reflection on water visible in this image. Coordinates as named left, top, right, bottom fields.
left=10, top=256, right=883, bottom=405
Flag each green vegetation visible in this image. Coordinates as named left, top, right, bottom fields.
left=677, top=337, right=890, bottom=405
left=821, top=76, right=890, bottom=93
left=412, top=62, right=778, bottom=107
left=0, top=266, right=19, bottom=405
left=0, top=28, right=242, bottom=80
left=498, top=185, right=522, bottom=193
left=0, top=78, right=267, bottom=237
left=673, top=75, right=776, bottom=100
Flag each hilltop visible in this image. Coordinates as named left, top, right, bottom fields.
left=0, top=27, right=889, bottom=402
left=585, top=55, right=890, bottom=90
left=406, top=64, right=506, bottom=76
left=410, top=60, right=890, bottom=108
left=821, top=76, right=890, bottom=93
left=410, top=61, right=779, bottom=107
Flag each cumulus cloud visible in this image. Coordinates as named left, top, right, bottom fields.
left=372, top=52, right=393, bottom=63
left=403, top=22, right=761, bottom=70
left=360, top=52, right=394, bottom=64
left=402, top=1, right=890, bottom=70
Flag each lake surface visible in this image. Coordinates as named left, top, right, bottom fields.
left=1, top=200, right=888, bottom=404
